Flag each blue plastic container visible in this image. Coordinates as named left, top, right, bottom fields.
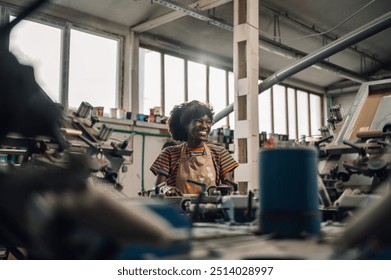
left=259, top=147, right=320, bottom=238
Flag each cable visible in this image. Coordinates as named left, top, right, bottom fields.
left=258, top=0, right=376, bottom=42
left=289, top=0, right=376, bottom=42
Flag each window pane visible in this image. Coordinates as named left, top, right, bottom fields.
left=287, top=88, right=297, bottom=140
left=310, top=94, right=322, bottom=136
left=139, top=48, right=161, bottom=115
left=209, top=66, right=227, bottom=128
left=69, top=29, right=118, bottom=113
left=297, top=90, right=309, bottom=138
left=259, top=86, right=272, bottom=134
left=228, top=72, right=235, bottom=130
left=9, top=18, right=62, bottom=102
left=272, top=84, right=287, bottom=135
left=164, top=54, right=184, bottom=116
left=188, top=61, right=206, bottom=103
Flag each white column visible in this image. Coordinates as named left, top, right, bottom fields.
left=233, top=0, right=259, bottom=193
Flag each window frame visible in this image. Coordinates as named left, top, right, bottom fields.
left=3, top=5, right=124, bottom=112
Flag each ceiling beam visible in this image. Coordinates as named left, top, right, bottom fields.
left=262, top=4, right=391, bottom=72
left=131, top=0, right=232, bottom=33
left=146, top=1, right=370, bottom=85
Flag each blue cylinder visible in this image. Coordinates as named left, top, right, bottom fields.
left=259, top=147, right=320, bottom=238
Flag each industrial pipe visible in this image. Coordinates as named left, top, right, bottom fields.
left=214, top=11, right=391, bottom=123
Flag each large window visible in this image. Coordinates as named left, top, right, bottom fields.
left=139, top=48, right=161, bottom=115
left=209, top=66, right=227, bottom=128
left=310, top=94, right=322, bottom=136
left=188, top=61, right=206, bottom=103
left=228, top=72, right=235, bottom=130
left=9, top=17, right=62, bottom=102
left=8, top=12, right=121, bottom=113
left=164, top=54, right=185, bottom=116
left=259, top=86, right=272, bottom=135
left=258, top=86, right=322, bottom=140
left=68, top=29, right=119, bottom=112
left=139, top=49, right=232, bottom=126
left=272, top=84, right=287, bottom=135
left=297, top=90, right=310, bottom=138
left=287, top=87, right=297, bottom=140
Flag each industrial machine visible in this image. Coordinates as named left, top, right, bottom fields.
left=140, top=178, right=258, bottom=224
left=318, top=79, right=391, bottom=221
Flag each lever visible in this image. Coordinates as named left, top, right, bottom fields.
left=186, top=178, right=207, bottom=193
left=186, top=179, right=206, bottom=223
left=223, top=178, right=239, bottom=193
left=343, top=140, right=368, bottom=162
left=314, top=135, right=334, bottom=148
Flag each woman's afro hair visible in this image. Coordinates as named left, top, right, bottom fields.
left=167, top=100, right=214, bottom=141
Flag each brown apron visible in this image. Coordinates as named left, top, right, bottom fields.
left=176, top=143, right=216, bottom=194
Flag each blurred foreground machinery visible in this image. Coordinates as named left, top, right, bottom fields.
left=0, top=0, right=190, bottom=260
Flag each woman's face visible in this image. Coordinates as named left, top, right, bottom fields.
left=186, top=115, right=212, bottom=146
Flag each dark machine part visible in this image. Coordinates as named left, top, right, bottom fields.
left=318, top=175, right=332, bottom=208
left=0, top=153, right=91, bottom=257
left=110, top=141, right=133, bottom=157
left=22, top=177, right=187, bottom=259
left=98, top=124, right=114, bottom=141
left=319, top=126, right=332, bottom=139
left=181, top=178, right=258, bottom=223
left=327, top=116, right=337, bottom=131
left=75, top=101, right=93, bottom=118
left=73, top=119, right=100, bottom=143
left=315, top=135, right=334, bottom=148
left=223, top=178, right=239, bottom=193
left=206, top=185, right=233, bottom=196
left=71, top=114, right=131, bottom=188
left=343, top=140, right=369, bottom=162
left=330, top=104, right=345, bottom=122
left=246, top=190, right=255, bottom=221
left=118, top=132, right=136, bottom=150
left=78, top=134, right=100, bottom=152
left=327, top=105, right=342, bottom=131
left=185, top=179, right=207, bottom=222
left=332, top=176, right=391, bottom=259
left=90, top=115, right=100, bottom=127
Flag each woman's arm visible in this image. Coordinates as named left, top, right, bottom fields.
left=154, top=173, right=168, bottom=186
left=220, top=171, right=234, bottom=185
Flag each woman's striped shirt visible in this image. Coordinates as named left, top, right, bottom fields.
left=150, top=143, right=239, bottom=187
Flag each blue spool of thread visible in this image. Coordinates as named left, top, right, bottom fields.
left=259, top=147, right=320, bottom=238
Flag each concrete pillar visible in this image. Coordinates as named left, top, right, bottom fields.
left=233, top=0, right=259, bottom=193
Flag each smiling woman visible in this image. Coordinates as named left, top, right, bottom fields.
left=150, top=100, right=239, bottom=195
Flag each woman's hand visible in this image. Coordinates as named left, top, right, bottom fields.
left=161, top=185, right=183, bottom=196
